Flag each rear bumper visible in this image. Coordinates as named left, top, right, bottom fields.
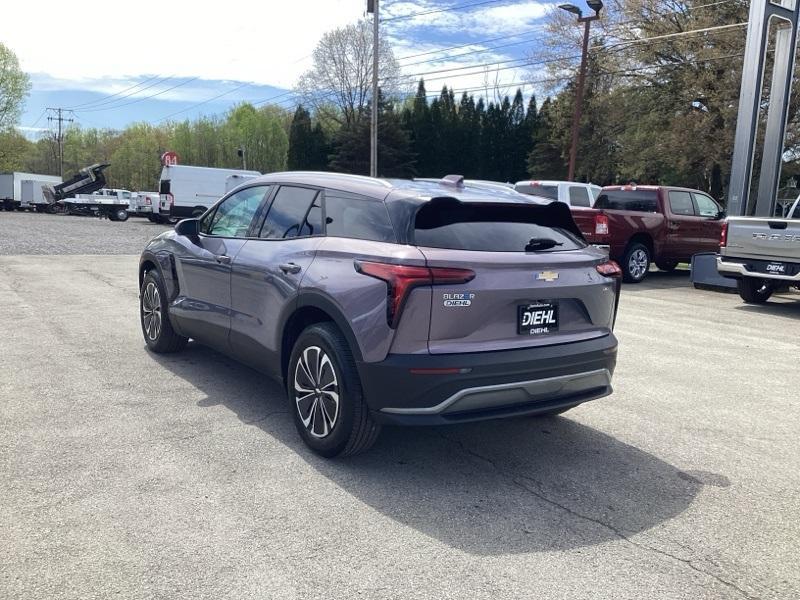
left=717, top=256, right=800, bottom=282
left=358, top=334, right=617, bottom=426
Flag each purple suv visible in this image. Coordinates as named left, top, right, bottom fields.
left=139, top=172, right=621, bottom=457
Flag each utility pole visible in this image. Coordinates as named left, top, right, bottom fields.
left=46, top=108, right=75, bottom=179
left=367, top=0, right=379, bottom=178
left=559, top=1, right=603, bottom=182
left=238, top=146, right=247, bottom=170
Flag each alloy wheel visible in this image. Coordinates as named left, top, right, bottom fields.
left=628, top=249, right=649, bottom=280
left=141, top=281, right=162, bottom=341
left=294, top=346, right=340, bottom=439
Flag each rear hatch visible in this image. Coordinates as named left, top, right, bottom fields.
left=413, top=200, right=618, bottom=354
left=726, top=216, right=800, bottom=263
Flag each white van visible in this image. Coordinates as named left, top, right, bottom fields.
left=157, top=165, right=261, bottom=222
left=514, top=180, right=601, bottom=207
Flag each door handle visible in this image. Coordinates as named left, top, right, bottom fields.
left=668, top=222, right=680, bottom=231
left=279, top=262, right=302, bottom=274
left=215, top=254, right=231, bottom=264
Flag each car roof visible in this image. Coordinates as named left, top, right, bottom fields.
left=516, top=180, right=600, bottom=188
left=601, top=185, right=708, bottom=193
left=253, top=171, right=547, bottom=205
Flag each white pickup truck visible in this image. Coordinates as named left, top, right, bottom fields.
left=717, top=197, right=800, bottom=303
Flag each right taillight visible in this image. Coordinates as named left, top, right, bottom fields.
left=720, top=221, right=728, bottom=247
left=595, top=213, right=609, bottom=235
left=596, top=260, right=622, bottom=278
left=355, top=260, right=475, bottom=328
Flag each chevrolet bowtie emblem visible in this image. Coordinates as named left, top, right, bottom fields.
left=536, top=271, right=559, bottom=282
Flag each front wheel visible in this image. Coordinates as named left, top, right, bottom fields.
left=115, top=208, right=129, bottom=221
left=622, top=242, right=651, bottom=283
left=140, top=269, right=188, bottom=353
left=738, top=278, right=773, bottom=304
left=288, top=323, right=380, bottom=457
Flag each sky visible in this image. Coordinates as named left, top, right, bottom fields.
left=4, top=0, right=575, bottom=138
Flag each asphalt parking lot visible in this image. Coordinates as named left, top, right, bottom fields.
left=1, top=212, right=798, bottom=599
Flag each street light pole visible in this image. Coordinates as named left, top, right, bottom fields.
left=369, top=0, right=379, bottom=178
left=560, top=2, right=603, bottom=182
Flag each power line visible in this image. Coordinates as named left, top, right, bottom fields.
left=155, top=81, right=255, bottom=122
left=396, top=27, right=544, bottom=61
left=66, top=74, right=165, bottom=109
left=382, top=0, right=513, bottom=23
left=24, top=109, right=48, bottom=130
left=400, top=34, right=546, bottom=68
left=75, top=77, right=200, bottom=113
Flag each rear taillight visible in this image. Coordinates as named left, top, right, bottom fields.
left=168, top=193, right=175, bottom=207
left=596, top=260, right=622, bottom=278
left=355, top=260, right=475, bottom=328
left=595, top=214, right=609, bottom=236
left=720, top=221, right=728, bottom=247
left=145, top=196, right=152, bottom=205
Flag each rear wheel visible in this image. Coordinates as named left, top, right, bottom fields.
left=738, top=277, right=773, bottom=304
left=191, top=206, right=206, bottom=218
left=140, top=269, right=188, bottom=353
left=622, top=242, right=651, bottom=283
left=655, top=259, right=678, bottom=272
left=288, top=323, right=380, bottom=457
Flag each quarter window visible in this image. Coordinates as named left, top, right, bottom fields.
left=324, top=191, right=396, bottom=242
left=568, top=186, right=591, bottom=207
left=202, top=185, right=270, bottom=237
left=259, top=186, right=320, bottom=239
left=693, top=193, right=721, bottom=218
left=669, top=191, right=695, bottom=216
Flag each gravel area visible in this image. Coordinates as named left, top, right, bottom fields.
left=0, top=212, right=170, bottom=255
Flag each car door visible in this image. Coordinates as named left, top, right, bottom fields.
left=171, top=185, right=271, bottom=351
left=229, top=185, right=325, bottom=375
left=691, top=192, right=725, bottom=253
left=665, top=190, right=698, bottom=260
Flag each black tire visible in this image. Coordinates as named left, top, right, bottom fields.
left=115, top=208, right=129, bottom=221
left=622, top=242, right=651, bottom=283
left=738, top=277, right=773, bottom=304
left=288, top=323, right=380, bottom=457
left=140, top=269, right=188, bottom=353
left=655, top=259, right=678, bottom=272
left=191, top=206, right=206, bottom=218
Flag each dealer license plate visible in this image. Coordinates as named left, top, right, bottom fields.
left=518, top=302, right=559, bottom=336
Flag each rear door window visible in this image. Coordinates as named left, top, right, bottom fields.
left=259, top=186, right=320, bottom=239
left=515, top=183, right=559, bottom=201
left=668, top=191, right=695, bottom=216
left=414, top=203, right=585, bottom=252
left=568, top=186, right=591, bottom=207
left=595, top=190, right=658, bottom=212
left=324, top=191, right=396, bottom=242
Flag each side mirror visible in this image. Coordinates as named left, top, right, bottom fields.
left=715, top=210, right=726, bottom=220
left=175, top=218, right=200, bottom=237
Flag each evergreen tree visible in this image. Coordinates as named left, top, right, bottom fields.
left=527, top=98, right=567, bottom=179
left=288, top=106, right=313, bottom=170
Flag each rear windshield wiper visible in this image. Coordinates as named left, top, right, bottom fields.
left=525, top=238, right=563, bottom=252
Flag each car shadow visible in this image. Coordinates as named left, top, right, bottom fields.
left=149, top=342, right=703, bottom=556
left=621, top=268, right=694, bottom=293
left=733, top=294, right=800, bottom=320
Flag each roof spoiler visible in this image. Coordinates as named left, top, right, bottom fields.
left=441, top=174, right=464, bottom=187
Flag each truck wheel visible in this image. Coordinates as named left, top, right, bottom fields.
left=622, top=243, right=651, bottom=283
left=738, top=278, right=773, bottom=304
left=115, top=208, right=129, bottom=221
left=191, top=206, right=206, bottom=217
left=288, top=323, right=380, bottom=457
left=655, top=260, right=678, bottom=272
left=140, top=269, right=188, bottom=353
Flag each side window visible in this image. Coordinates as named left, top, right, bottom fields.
left=202, top=185, right=270, bottom=237
left=324, top=191, right=396, bottom=242
left=693, top=193, right=721, bottom=218
left=260, top=186, right=320, bottom=239
left=669, top=191, right=695, bottom=216
left=568, top=186, right=591, bottom=207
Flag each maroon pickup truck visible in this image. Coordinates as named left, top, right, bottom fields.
left=571, top=185, right=725, bottom=282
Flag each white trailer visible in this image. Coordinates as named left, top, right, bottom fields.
left=156, top=165, right=260, bottom=222
left=65, top=191, right=131, bottom=221
left=0, top=172, right=62, bottom=211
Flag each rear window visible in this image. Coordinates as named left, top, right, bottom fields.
left=515, top=183, right=559, bottom=201
left=568, top=186, right=591, bottom=207
left=595, top=190, right=658, bottom=212
left=414, top=203, right=585, bottom=252
left=159, top=180, right=170, bottom=194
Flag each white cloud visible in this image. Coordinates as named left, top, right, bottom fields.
left=3, top=0, right=368, bottom=89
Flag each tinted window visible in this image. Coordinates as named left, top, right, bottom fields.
left=203, top=185, right=270, bottom=237
left=414, top=204, right=585, bottom=252
left=693, top=193, right=720, bottom=217
left=568, top=186, right=591, bottom=207
left=669, top=191, right=695, bottom=216
left=595, top=190, right=658, bottom=212
left=515, top=183, right=559, bottom=201
left=260, top=186, right=320, bottom=239
left=159, top=180, right=170, bottom=194
left=791, top=202, right=800, bottom=219
left=325, top=191, right=396, bottom=242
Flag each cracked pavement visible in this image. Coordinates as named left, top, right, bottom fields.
left=1, top=213, right=798, bottom=599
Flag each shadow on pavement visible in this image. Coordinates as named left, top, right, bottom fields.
left=620, top=268, right=694, bottom=293
left=733, top=295, right=800, bottom=320
left=151, top=342, right=703, bottom=556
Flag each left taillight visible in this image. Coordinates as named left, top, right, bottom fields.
left=720, top=221, right=728, bottom=247
left=355, top=260, right=475, bottom=328
left=596, top=260, right=622, bottom=278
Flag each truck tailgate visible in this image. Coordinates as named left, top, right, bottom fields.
left=725, top=217, right=800, bottom=262
left=570, top=207, right=610, bottom=245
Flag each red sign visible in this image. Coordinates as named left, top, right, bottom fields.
left=161, top=151, right=179, bottom=166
